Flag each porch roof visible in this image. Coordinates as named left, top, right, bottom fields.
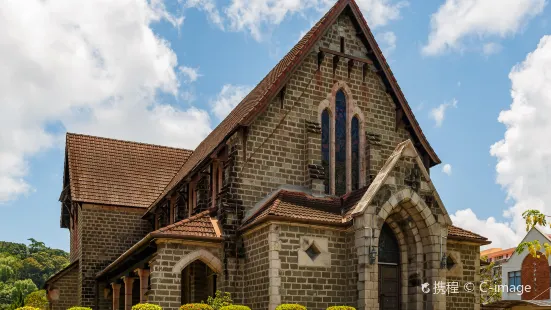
left=240, top=187, right=490, bottom=245
left=96, top=210, right=222, bottom=281
left=482, top=299, right=551, bottom=308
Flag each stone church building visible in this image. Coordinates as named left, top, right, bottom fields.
left=44, top=0, right=491, bottom=309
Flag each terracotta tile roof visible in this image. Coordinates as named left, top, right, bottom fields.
left=241, top=190, right=490, bottom=246
left=448, top=225, right=491, bottom=244
left=153, top=210, right=222, bottom=239
left=147, top=0, right=439, bottom=214
left=65, top=133, right=192, bottom=208
left=241, top=190, right=345, bottom=229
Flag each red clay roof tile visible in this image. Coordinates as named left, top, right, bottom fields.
left=66, top=133, right=192, bottom=208
left=153, top=210, right=221, bottom=239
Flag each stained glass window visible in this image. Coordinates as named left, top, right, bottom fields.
left=321, top=109, right=331, bottom=194
left=378, top=223, right=400, bottom=264
left=335, top=90, right=347, bottom=196
left=351, top=116, right=360, bottom=190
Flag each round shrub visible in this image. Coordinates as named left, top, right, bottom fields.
left=132, top=304, right=163, bottom=310
left=24, top=290, right=48, bottom=310
left=15, top=307, right=40, bottom=310
left=275, top=304, right=307, bottom=310
left=67, top=307, right=93, bottom=310
left=220, top=306, right=251, bottom=310
left=180, top=304, right=214, bottom=310
left=327, top=307, right=356, bottom=310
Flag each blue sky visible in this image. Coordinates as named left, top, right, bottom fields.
left=1, top=0, right=551, bottom=251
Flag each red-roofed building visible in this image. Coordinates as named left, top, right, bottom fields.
left=44, top=1, right=491, bottom=310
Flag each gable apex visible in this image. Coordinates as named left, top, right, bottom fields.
left=146, top=0, right=440, bottom=214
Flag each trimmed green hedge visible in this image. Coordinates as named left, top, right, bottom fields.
left=132, top=304, right=163, bottom=310
left=275, top=304, right=307, bottom=310
left=15, top=307, right=40, bottom=310
left=180, top=304, right=214, bottom=310
left=67, top=307, right=93, bottom=310
left=327, top=307, right=356, bottom=310
left=219, top=306, right=251, bottom=310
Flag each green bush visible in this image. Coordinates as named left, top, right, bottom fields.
left=275, top=304, right=307, bottom=310
left=179, top=304, right=213, bottom=310
left=24, top=290, right=48, bottom=310
left=67, top=307, right=93, bottom=310
left=206, top=291, right=232, bottom=310
left=327, top=307, right=356, bottom=310
left=132, top=304, right=162, bottom=310
left=219, top=306, right=251, bottom=310
left=15, top=307, right=40, bottom=310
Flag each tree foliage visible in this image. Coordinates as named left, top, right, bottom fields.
left=516, top=210, right=551, bottom=258
left=479, top=257, right=501, bottom=304
left=0, top=239, right=68, bottom=310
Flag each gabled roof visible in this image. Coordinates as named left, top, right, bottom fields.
left=153, top=210, right=222, bottom=239
left=350, top=139, right=451, bottom=226
left=64, top=133, right=192, bottom=208
left=146, top=0, right=440, bottom=214
left=240, top=188, right=488, bottom=244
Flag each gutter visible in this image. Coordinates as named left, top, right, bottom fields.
left=96, top=233, right=223, bottom=280
left=239, top=214, right=351, bottom=232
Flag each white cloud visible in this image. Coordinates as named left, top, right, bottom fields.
left=375, top=31, right=397, bottom=55
left=429, top=98, right=458, bottom=127
left=356, top=0, right=408, bottom=28
left=483, top=42, right=502, bottom=55
left=179, top=66, right=201, bottom=82
left=452, top=36, right=551, bottom=249
left=185, top=0, right=224, bottom=28
left=223, top=0, right=407, bottom=41
left=210, top=84, right=252, bottom=120
left=422, top=0, right=546, bottom=55
left=450, top=209, right=520, bottom=249
left=442, top=164, right=452, bottom=176
left=0, top=0, right=212, bottom=203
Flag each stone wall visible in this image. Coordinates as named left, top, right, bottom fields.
left=275, top=223, right=356, bottom=310
left=446, top=240, right=481, bottom=310
left=237, top=11, right=414, bottom=211
left=78, top=204, right=151, bottom=307
left=49, top=265, right=79, bottom=310
left=243, top=225, right=270, bottom=309
left=148, top=241, right=223, bottom=310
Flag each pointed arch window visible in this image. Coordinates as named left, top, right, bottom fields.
left=319, top=85, right=365, bottom=196
left=335, top=90, right=347, bottom=196
left=351, top=116, right=360, bottom=190
left=321, top=109, right=331, bottom=194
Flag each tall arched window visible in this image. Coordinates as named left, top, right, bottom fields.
left=351, top=116, right=360, bottom=190
left=321, top=109, right=331, bottom=194
left=335, top=90, right=347, bottom=196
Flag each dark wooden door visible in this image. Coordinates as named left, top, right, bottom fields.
left=379, top=264, right=400, bottom=310
left=378, top=223, right=401, bottom=310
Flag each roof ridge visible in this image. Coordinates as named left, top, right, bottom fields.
left=155, top=210, right=211, bottom=233
left=66, top=132, right=193, bottom=152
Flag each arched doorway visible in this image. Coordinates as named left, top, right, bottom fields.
left=181, top=260, right=218, bottom=304
left=378, top=223, right=401, bottom=310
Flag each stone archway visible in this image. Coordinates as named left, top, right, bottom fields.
left=172, top=249, right=223, bottom=305
left=355, top=188, right=447, bottom=310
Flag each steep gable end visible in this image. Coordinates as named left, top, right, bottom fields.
left=148, top=0, right=440, bottom=212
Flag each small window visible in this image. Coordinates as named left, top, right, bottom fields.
left=305, top=242, right=321, bottom=261
left=340, top=37, right=345, bottom=53
left=446, top=255, right=456, bottom=270
left=508, top=271, right=521, bottom=287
